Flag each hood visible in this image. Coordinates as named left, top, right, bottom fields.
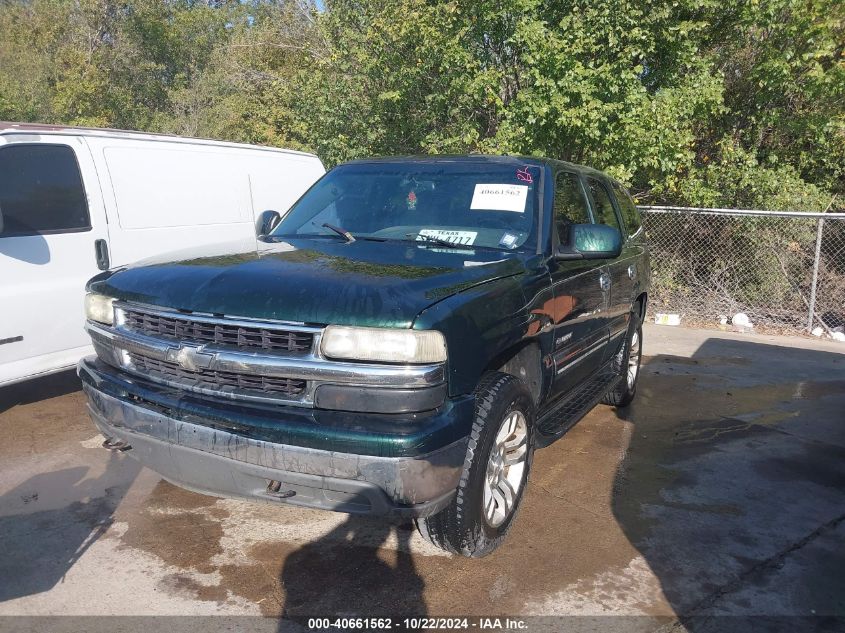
left=92, top=238, right=528, bottom=328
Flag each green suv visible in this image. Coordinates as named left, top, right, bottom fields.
left=80, top=156, right=649, bottom=557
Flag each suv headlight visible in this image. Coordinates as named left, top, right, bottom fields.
left=85, top=293, right=116, bottom=325
left=320, top=326, right=447, bottom=364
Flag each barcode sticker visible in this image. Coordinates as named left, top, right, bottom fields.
left=470, top=184, right=528, bottom=213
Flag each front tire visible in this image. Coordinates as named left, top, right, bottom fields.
left=417, top=372, right=534, bottom=557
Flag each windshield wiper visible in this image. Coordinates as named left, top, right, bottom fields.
left=322, top=223, right=356, bottom=243
left=405, top=233, right=474, bottom=249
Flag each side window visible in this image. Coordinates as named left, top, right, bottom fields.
left=586, top=177, right=621, bottom=231
left=611, top=181, right=642, bottom=236
left=0, top=144, right=90, bottom=236
left=554, top=172, right=591, bottom=244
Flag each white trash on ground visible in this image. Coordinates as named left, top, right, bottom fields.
left=731, top=313, right=754, bottom=329
left=655, top=313, right=681, bottom=326
left=809, top=325, right=844, bottom=342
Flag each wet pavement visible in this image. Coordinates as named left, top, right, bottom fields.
left=0, top=325, right=843, bottom=630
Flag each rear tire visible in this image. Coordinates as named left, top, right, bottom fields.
left=416, top=371, right=534, bottom=557
left=602, top=308, right=643, bottom=408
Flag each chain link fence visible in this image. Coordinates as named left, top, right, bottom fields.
left=639, top=206, right=845, bottom=335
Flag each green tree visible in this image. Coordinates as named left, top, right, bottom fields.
left=284, top=0, right=843, bottom=210
left=1, top=0, right=842, bottom=210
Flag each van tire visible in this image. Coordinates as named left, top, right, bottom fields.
left=416, top=371, right=534, bottom=557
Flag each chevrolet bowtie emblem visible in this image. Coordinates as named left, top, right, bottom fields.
left=166, top=345, right=214, bottom=372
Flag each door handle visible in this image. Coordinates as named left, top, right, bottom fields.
left=599, top=273, right=611, bottom=292
left=628, top=265, right=636, bottom=280
left=94, top=239, right=110, bottom=271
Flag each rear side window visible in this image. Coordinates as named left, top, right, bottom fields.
left=0, top=144, right=90, bottom=236
left=554, top=172, right=591, bottom=244
left=586, top=177, right=621, bottom=231
left=611, top=181, right=642, bottom=236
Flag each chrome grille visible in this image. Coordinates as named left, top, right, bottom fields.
left=127, top=352, right=307, bottom=399
left=122, top=308, right=314, bottom=353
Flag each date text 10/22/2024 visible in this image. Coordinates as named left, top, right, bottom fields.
left=305, top=618, right=529, bottom=631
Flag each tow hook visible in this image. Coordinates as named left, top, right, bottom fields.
left=102, top=437, right=132, bottom=452
left=266, top=480, right=296, bottom=499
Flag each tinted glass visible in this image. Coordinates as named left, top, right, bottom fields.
left=586, top=177, right=621, bottom=231
left=272, top=162, right=542, bottom=250
left=554, top=172, right=591, bottom=244
left=0, top=144, right=89, bottom=236
left=611, top=181, right=642, bottom=236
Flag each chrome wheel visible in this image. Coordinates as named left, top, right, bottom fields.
left=627, top=329, right=641, bottom=389
left=483, top=410, right=528, bottom=528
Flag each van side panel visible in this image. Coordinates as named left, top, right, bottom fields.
left=90, top=139, right=252, bottom=266
left=105, top=146, right=251, bottom=228
left=247, top=156, right=325, bottom=221
left=88, top=138, right=324, bottom=267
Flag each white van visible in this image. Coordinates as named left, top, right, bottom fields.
left=0, top=122, right=325, bottom=386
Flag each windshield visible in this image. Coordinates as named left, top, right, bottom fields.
left=271, top=161, right=541, bottom=251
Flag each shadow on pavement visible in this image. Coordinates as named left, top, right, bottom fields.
left=610, top=337, right=845, bottom=631
left=0, top=452, right=141, bottom=602
left=279, top=515, right=426, bottom=624
left=0, top=369, right=81, bottom=416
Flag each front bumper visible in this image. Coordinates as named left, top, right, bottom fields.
left=79, top=358, right=471, bottom=517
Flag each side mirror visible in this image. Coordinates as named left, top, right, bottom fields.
left=256, top=209, right=281, bottom=238
left=556, top=223, right=622, bottom=260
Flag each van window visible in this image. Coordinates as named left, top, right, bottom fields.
left=554, top=172, right=591, bottom=244
left=586, top=177, right=621, bottom=231
left=104, top=146, right=249, bottom=229
left=0, top=144, right=90, bottom=236
left=611, top=181, right=642, bottom=236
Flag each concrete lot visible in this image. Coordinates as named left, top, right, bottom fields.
left=1, top=325, right=844, bottom=629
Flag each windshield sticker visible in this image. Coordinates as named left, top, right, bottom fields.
left=418, top=229, right=477, bottom=245
left=470, top=184, right=528, bottom=213
left=516, top=167, right=534, bottom=184
left=499, top=232, right=519, bottom=249
left=407, top=191, right=417, bottom=210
